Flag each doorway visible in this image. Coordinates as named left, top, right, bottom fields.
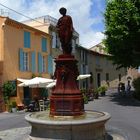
left=97, top=73, right=101, bottom=87
left=23, top=87, right=31, bottom=106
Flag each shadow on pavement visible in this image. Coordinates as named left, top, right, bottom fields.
left=108, top=92, right=140, bottom=107
left=106, top=133, right=113, bottom=140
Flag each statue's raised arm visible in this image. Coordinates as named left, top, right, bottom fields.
left=56, top=7, right=74, bottom=55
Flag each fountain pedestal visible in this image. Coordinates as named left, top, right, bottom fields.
left=25, top=111, right=110, bottom=140
left=50, top=54, right=84, bottom=116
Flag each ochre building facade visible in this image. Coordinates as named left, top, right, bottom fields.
left=0, top=16, right=52, bottom=111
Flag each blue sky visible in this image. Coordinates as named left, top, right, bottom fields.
left=0, top=0, right=106, bottom=48
left=90, top=0, right=106, bottom=32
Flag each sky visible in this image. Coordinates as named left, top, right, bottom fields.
left=0, top=0, right=106, bottom=48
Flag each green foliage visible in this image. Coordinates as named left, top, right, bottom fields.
left=104, top=0, right=140, bottom=68
left=83, top=94, right=88, bottom=104
left=94, top=89, right=99, bottom=99
left=97, top=86, right=107, bottom=94
left=11, top=101, right=17, bottom=108
left=80, top=89, right=88, bottom=104
left=2, top=81, right=16, bottom=103
left=8, top=104, right=12, bottom=112
left=133, top=77, right=140, bottom=99
left=32, top=73, right=36, bottom=78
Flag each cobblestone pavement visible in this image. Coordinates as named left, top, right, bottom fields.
left=0, top=89, right=140, bottom=140
left=85, top=89, right=140, bottom=140
left=0, top=127, right=30, bottom=140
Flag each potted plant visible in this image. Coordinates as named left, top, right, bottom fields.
left=2, top=81, right=17, bottom=112
left=11, top=101, right=17, bottom=113
left=94, top=89, right=99, bottom=99
left=80, top=88, right=88, bottom=104
left=97, top=86, right=107, bottom=96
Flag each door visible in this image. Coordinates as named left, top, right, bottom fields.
left=97, top=73, right=101, bottom=88
left=23, top=87, right=31, bottom=106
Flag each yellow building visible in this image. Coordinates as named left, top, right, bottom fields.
left=0, top=16, right=52, bottom=111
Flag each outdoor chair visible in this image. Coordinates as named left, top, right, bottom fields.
left=39, top=100, right=46, bottom=111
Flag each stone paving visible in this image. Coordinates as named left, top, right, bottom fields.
left=0, top=126, right=125, bottom=140
left=0, top=89, right=140, bottom=140
left=0, top=127, right=30, bottom=140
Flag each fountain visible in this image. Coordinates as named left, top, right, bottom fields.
left=25, top=7, right=111, bottom=140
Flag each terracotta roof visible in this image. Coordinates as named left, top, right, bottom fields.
left=76, top=45, right=109, bottom=57
left=1, top=16, right=51, bottom=37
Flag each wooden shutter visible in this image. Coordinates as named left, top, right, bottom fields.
left=31, top=51, right=36, bottom=72
left=19, top=48, right=24, bottom=71
left=48, top=55, right=53, bottom=74
left=24, top=31, right=30, bottom=48
left=42, top=37, right=47, bottom=52
left=38, top=52, right=42, bottom=73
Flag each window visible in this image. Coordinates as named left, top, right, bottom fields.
left=97, top=73, right=101, bottom=87
left=96, top=56, right=100, bottom=66
left=106, top=58, right=109, bottom=65
left=56, top=34, right=59, bottom=48
left=81, top=64, right=86, bottom=74
left=23, top=52, right=29, bottom=71
left=90, top=72, right=93, bottom=84
left=24, top=31, right=30, bottom=48
left=80, top=50, right=87, bottom=64
left=119, top=74, right=121, bottom=81
left=42, top=56, right=46, bottom=72
left=52, top=32, right=56, bottom=48
left=106, top=73, right=109, bottom=81
left=41, top=37, right=47, bottom=52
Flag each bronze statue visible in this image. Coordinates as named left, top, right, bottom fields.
left=57, top=7, right=74, bottom=54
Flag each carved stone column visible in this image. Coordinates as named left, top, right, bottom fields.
left=50, top=54, right=84, bottom=116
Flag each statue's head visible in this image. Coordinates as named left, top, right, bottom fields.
left=59, top=7, right=67, bottom=16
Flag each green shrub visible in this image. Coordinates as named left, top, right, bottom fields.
left=94, top=90, right=99, bottom=99
left=2, top=81, right=16, bottom=102
left=97, top=86, right=107, bottom=94
left=11, top=101, right=17, bottom=108
left=133, top=77, right=140, bottom=100
left=83, top=94, right=88, bottom=104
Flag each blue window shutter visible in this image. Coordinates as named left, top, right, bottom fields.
left=24, top=31, right=27, bottom=48
left=42, top=37, right=47, bottom=52
left=19, top=48, right=24, bottom=71
left=48, top=55, right=53, bottom=74
left=38, top=52, right=42, bottom=73
left=27, top=32, right=31, bottom=48
left=24, top=31, right=30, bottom=48
left=31, top=51, right=36, bottom=73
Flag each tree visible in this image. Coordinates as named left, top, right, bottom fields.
left=104, top=0, right=140, bottom=68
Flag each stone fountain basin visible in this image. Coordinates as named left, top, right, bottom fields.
left=25, top=110, right=111, bottom=140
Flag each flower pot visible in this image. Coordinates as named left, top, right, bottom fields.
left=12, top=108, right=17, bottom=113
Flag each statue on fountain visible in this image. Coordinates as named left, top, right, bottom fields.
left=56, top=7, right=74, bottom=55
left=25, top=7, right=111, bottom=140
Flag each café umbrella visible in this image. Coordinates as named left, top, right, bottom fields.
left=17, top=77, right=55, bottom=87
left=77, top=74, right=91, bottom=80
left=46, top=81, right=56, bottom=89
